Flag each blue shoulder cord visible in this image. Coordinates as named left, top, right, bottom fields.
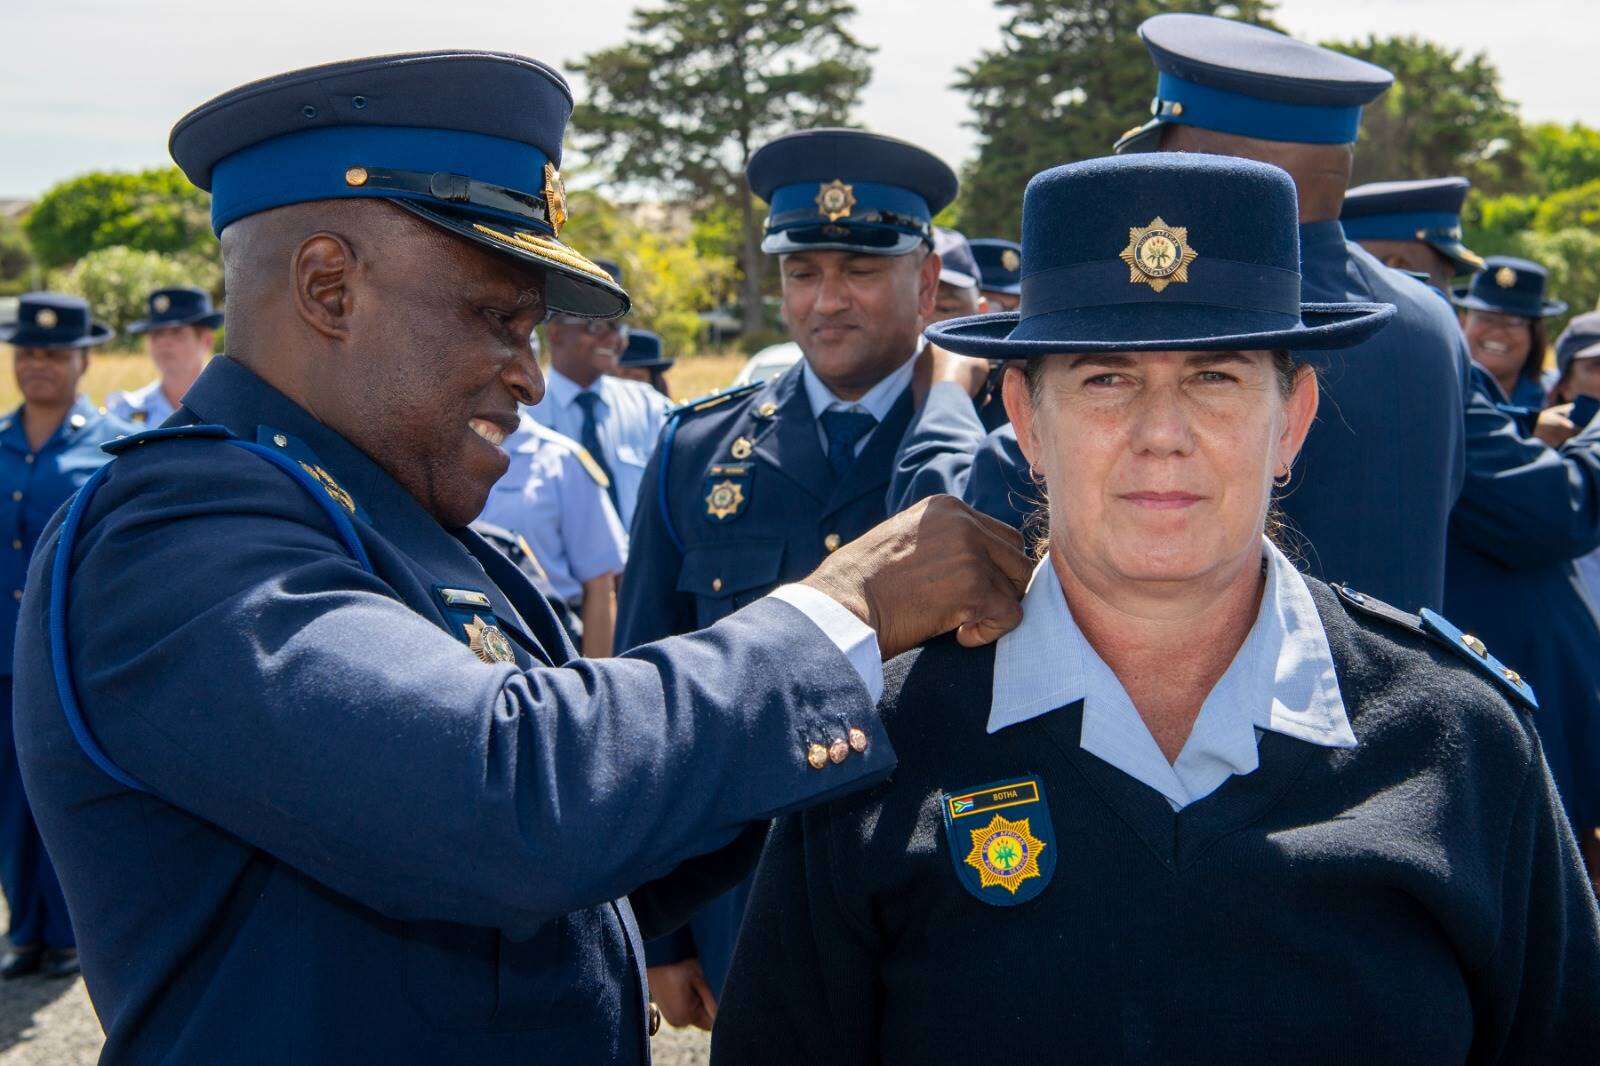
left=49, top=438, right=374, bottom=794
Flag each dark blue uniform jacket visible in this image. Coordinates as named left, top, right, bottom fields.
left=618, top=360, right=912, bottom=993
left=11, top=357, right=894, bottom=1064
left=1445, top=366, right=1600, bottom=830
left=894, top=223, right=1469, bottom=613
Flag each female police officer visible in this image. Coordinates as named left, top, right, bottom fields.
left=1455, top=255, right=1565, bottom=408
left=0, top=293, right=130, bottom=978
left=713, top=155, right=1600, bottom=1064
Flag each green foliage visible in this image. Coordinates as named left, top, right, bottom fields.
left=49, top=246, right=221, bottom=346
left=570, top=0, right=874, bottom=333
left=1530, top=179, right=1600, bottom=233
left=1464, top=193, right=1539, bottom=259
left=953, top=1, right=1278, bottom=238
left=1326, top=36, right=1524, bottom=194
left=25, top=167, right=215, bottom=270
left=1523, top=122, right=1600, bottom=195
left=0, top=215, right=37, bottom=296
left=1510, top=228, right=1600, bottom=333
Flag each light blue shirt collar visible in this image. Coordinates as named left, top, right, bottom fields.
left=989, top=539, right=1355, bottom=810
left=799, top=339, right=921, bottom=424
left=545, top=367, right=606, bottom=412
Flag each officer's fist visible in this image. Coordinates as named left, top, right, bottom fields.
left=803, top=494, right=1030, bottom=660
left=647, top=959, right=717, bottom=1032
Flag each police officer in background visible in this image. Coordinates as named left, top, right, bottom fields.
left=618, top=127, right=956, bottom=1025
left=527, top=257, right=670, bottom=530
left=1453, top=256, right=1565, bottom=409
left=1339, top=177, right=1484, bottom=293
left=106, top=286, right=222, bottom=426
left=968, top=238, right=1022, bottom=312
left=0, top=293, right=132, bottom=979
left=10, top=55, right=1028, bottom=1063
left=930, top=227, right=987, bottom=323
left=612, top=327, right=674, bottom=398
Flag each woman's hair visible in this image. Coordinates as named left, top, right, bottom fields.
left=1549, top=360, right=1577, bottom=406
left=1520, top=319, right=1548, bottom=387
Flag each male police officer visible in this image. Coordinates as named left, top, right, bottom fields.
left=617, top=127, right=956, bottom=1022
left=930, top=227, right=987, bottom=323
left=528, top=257, right=669, bottom=529
left=1340, top=177, right=1484, bottom=293
left=10, top=54, right=1029, bottom=1064
left=969, top=238, right=1022, bottom=311
left=107, top=286, right=222, bottom=425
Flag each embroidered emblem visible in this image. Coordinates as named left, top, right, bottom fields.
left=941, top=776, right=1057, bottom=906
left=730, top=436, right=753, bottom=460
left=1120, top=217, right=1197, bottom=293
left=152, top=293, right=171, bottom=314
left=815, top=179, right=856, bottom=222
left=34, top=308, right=57, bottom=329
left=1000, top=248, right=1021, bottom=272
left=464, top=614, right=516, bottom=664
left=543, top=163, right=569, bottom=236
left=705, top=478, right=745, bottom=520
left=1494, top=265, right=1517, bottom=289
left=297, top=461, right=357, bottom=514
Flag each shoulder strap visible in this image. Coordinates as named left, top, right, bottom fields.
left=50, top=432, right=376, bottom=794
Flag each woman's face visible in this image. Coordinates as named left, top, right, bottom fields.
left=12, top=346, right=88, bottom=408
left=1463, top=310, right=1534, bottom=383
left=1007, top=349, right=1317, bottom=590
left=1564, top=357, right=1600, bottom=401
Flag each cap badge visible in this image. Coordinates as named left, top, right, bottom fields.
left=705, top=478, right=746, bottom=520
left=1121, top=218, right=1197, bottom=293
left=1494, top=265, right=1517, bottom=289
left=542, top=163, right=569, bottom=236
left=1000, top=248, right=1021, bottom=272
left=815, top=180, right=856, bottom=222
left=152, top=294, right=171, bottom=314
left=34, top=308, right=58, bottom=329
left=464, top=614, right=516, bottom=664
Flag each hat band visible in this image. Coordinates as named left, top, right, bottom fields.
left=1155, top=72, right=1363, bottom=145
left=1340, top=211, right=1462, bottom=243
left=1019, top=257, right=1303, bottom=322
left=766, top=180, right=931, bottom=232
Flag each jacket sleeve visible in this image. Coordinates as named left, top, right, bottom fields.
left=1477, top=750, right=1600, bottom=1062
left=1449, top=374, right=1600, bottom=568
left=711, top=812, right=881, bottom=1066
left=616, top=436, right=695, bottom=650
left=964, top=425, right=1040, bottom=531
left=35, top=445, right=896, bottom=942
left=887, top=383, right=987, bottom=514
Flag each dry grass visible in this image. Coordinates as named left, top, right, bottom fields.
left=0, top=349, right=754, bottom=413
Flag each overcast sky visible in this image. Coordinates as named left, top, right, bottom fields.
left=3, top=0, right=1595, bottom=199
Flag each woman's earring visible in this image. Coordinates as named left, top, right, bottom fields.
left=1273, top=462, right=1291, bottom=489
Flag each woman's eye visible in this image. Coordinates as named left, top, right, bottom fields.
left=1083, top=373, right=1126, bottom=387
left=1195, top=370, right=1236, bottom=384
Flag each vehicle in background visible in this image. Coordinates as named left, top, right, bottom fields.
left=732, top=342, right=802, bottom=387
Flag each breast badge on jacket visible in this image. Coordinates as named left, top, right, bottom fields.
left=942, top=776, right=1057, bottom=906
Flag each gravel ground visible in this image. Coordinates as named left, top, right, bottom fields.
left=0, top=896, right=709, bottom=1064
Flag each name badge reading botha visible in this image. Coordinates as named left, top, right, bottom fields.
left=941, top=776, right=1056, bottom=906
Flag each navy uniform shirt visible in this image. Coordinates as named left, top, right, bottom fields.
left=1445, top=366, right=1600, bottom=831
left=617, top=358, right=915, bottom=992
left=0, top=398, right=131, bottom=673
left=11, top=356, right=897, bottom=1064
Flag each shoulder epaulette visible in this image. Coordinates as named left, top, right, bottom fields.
left=669, top=380, right=763, bottom=420
left=570, top=445, right=611, bottom=488
left=1332, top=584, right=1538, bottom=713
left=101, top=423, right=234, bottom=455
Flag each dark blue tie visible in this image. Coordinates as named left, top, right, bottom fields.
left=573, top=391, right=620, bottom=512
left=819, top=408, right=879, bottom=479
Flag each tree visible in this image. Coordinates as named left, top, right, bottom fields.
left=0, top=215, right=37, bottom=296
left=1513, top=228, right=1600, bottom=334
left=1524, top=122, right=1600, bottom=195
left=570, top=0, right=873, bottom=337
left=953, top=1, right=1278, bottom=238
left=50, top=246, right=221, bottom=345
left=1326, top=37, right=1525, bottom=195
left=25, top=167, right=215, bottom=270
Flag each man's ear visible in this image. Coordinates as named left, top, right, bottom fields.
left=292, top=231, right=357, bottom=341
left=916, top=250, right=941, bottom=320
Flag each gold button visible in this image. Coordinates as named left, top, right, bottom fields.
left=757, top=402, right=778, bottom=418
left=10, top=540, right=20, bottom=550
left=806, top=743, right=829, bottom=770
left=648, top=1002, right=662, bottom=1036
left=730, top=437, right=753, bottom=459
left=10, top=490, right=20, bottom=501
left=11, top=589, right=20, bottom=601
left=711, top=577, right=722, bottom=593
left=1462, top=634, right=1488, bottom=658
left=1504, top=668, right=1523, bottom=685
left=1170, top=101, right=1185, bottom=116
left=848, top=727, right=868, bottom=753
left=345, top=166, right=369, bottom=187
left=824, top=533, right=842, bottom=552
left=273, top=434, right=288, bottom=448
left=828, top=739, right=849, bottom=764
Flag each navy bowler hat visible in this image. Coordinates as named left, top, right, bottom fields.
left=970, top=238, right=1023, bottom=296
left=0, top=292, right=115, bottom=349
left=168, top=52, right=627, bottom=319
left=127, top=286, right=224, bottom=334
left=1114, top=14, right=1393, bottom=154
left=924, top=154, right=1394, bottom=359
left=619, top=329, right=673, bottom=370
left=1453, top=256, right=1566, bottom=319
left=746, top=128, right=958, bottom=256
left=933, top=228, right=981, bottom=289
left=1341, top=177, right=1483, bottom=275
left=1555, top=311, right=1600, bottom=375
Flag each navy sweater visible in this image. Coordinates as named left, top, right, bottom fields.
left=713, top=580, right=1600, bottom=1064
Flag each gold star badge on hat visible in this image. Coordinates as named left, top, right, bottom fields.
left=815, top=180, right=856, bottom=222
left=152, top=294, right=171, bottom=314
left=1495, top=265, right=1517, bottom=289
left=1120, top=217, right=1198, bottom=293
left=543, top=162, right=569, bottom=236
left=1000, top=248, right=1021, bottom=272
left=35, top=308, right=57, bottom=329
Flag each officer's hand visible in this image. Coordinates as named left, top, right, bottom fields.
left=1535, top=404, right=1580, bottom=448
left=911, top=343, right=994, bottom=408
left=804, top=495, right=1030, bottom=659
left=647, top=960, right=717, bottom=1031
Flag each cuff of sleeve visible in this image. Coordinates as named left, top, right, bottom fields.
left=767, top=583, right=884, bottom=704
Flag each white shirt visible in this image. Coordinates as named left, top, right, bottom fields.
left=799, top=342, right=921, bottom=456
left=990, top=540, right=1355, bottom=810
left=527, top=368, right=671, bottom=530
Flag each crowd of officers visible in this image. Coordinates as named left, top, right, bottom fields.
left=0, top=9, right=1597, bottom=1062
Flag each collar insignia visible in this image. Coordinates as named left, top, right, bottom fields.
left=1120, top=217, right=1198, bottom=293
left=815, top=179, right=856, bottom=222
left=543, top=163, right=569, bottom=236
left=1495, top=265, right=1517, bottom=288
left=297, top=461, right=357, bottom=514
